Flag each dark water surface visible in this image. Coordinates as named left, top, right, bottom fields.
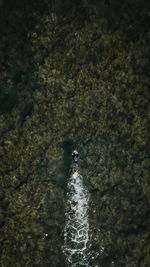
left=0, top=0, right=150, bottom=266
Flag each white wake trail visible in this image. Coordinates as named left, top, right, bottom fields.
left=63, top=171, right=90, bottom=266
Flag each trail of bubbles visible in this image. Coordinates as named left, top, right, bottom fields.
left=63, top=172, right=90, bottom=266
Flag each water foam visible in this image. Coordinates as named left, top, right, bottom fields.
left=63, top=171, right=90, bottom=266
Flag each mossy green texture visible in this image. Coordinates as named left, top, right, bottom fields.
left=0, top=0, right=150, bottom=266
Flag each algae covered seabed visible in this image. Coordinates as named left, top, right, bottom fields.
left=0, top=0, right=150, bottom=266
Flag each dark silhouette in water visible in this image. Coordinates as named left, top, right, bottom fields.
left=72, top=150, right=79, bottom=172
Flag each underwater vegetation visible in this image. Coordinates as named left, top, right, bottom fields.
left=0, top=0, right=150, bottom=266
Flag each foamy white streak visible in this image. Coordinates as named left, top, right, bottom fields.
left=63, top=172, right=90, bottom=266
